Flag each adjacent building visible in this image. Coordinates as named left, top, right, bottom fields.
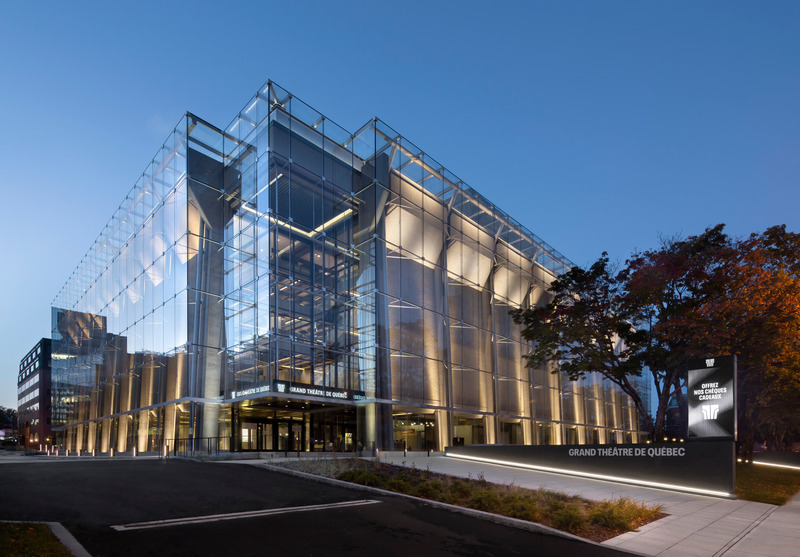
left=50, top=79, right=647, bottom=454
left=18, top=338, right=52, bottom=448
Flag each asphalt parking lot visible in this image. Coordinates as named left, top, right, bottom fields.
left=2, top=456, right=633, bottom=556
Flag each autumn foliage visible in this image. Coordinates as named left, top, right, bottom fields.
left=512, top=224, right=800, bottom=448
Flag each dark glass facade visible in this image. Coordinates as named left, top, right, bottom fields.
left=50, top=80, right=647, bottom=454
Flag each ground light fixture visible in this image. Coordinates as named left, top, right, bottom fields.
left=446, top=452, right=732, bottom=498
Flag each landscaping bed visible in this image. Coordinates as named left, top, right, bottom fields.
left=277, top=458, right=664, bottom=542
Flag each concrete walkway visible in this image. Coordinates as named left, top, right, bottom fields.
left=373, top=451, right=798, bottom=557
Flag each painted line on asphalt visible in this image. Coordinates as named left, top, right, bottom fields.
left=111, top=499, right=381, bottom=531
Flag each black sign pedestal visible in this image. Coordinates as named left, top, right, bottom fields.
left=445, top=442, right=736, bottom=497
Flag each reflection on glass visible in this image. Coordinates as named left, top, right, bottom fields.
left=50, top=81, right=646, bottom=454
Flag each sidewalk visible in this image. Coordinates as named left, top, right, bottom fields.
left=720, top=493, right=800, bottom=557
left=374, top=451, right=798, bottom=557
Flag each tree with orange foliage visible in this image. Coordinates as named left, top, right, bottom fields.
left=684, top=226, right=800, bottom=458
left=621, top=224, right=800, bottom=450
left=514, top=224, right=800, bottom=448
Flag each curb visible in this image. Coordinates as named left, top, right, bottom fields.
left=251, top=461, right=646, bottom=555
left=47, top=522, right=92, bottom=557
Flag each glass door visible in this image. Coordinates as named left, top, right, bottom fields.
left=276, top=420, right=303, bottom=451
left=259, top=422, right=274, bottom=451
left=278, top=422, right=289, bottom=451
left=241, top=422, right=257, bottom=450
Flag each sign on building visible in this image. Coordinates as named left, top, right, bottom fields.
left=687, top=355, right=736, bottom=439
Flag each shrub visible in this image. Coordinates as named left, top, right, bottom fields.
left=279, top=459, right=663, bottom=541
left=448, top=479, right=472, bottom=500
left=385, top=477, right=414, bottom=494
left=541, top=489, right=573, bottom=507
left=550, top=502, right=587, bottom=533
left=338, top=469, right=388, bottom=488
left=501, top=494, right=542, bottom=522
left=415, top=479, right=445, bottom=500
left=336, top=469, right=361, bottom=483
left=468, top=489, right=501, bottom=512
left=589, top=498, right=663, bottom=531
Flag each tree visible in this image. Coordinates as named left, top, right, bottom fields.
left=0, top=406, right=17, bottom=429
left=620, top=224, right=734, bottom=438
left=513, top=224, right=800, bottom=445
left=510, top=254, right=655, bottom=436
left=663, top=226, right=800, bottom=457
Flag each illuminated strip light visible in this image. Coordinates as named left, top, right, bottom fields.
left=241, top=204, right=353, bottom=241
left=753, top=460, right=800, bottom=471
left=253, top=173, right=283, bottom=200
left=313, top=208, right=352, bottom=234
left=446, top=453, right=732, bottom=498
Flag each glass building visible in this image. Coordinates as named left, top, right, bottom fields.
left=50, top=80, right=646, bottom=454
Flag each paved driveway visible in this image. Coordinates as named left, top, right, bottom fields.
left=2, top=456, right=634, bottom=556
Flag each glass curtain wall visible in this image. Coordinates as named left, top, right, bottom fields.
left=222, top=82, right=367, bottom=396
left=51, top=118, right=191, bottom=453
left=349, top=116, right=646, bottom=449
left=50, top=79, right=646, bottom=453
left=220, top=82, right=376, bottom=450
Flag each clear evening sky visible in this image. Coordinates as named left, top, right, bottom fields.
left=1, top=1, right=798, bottom=408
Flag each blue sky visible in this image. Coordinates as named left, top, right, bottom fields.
left=1, top=1, right=798, bottom=409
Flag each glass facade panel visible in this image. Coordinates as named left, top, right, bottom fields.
left=49, top=80, right=647, bottom=454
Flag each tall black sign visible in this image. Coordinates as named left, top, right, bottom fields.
left=687, top=355, right=736, bottom=439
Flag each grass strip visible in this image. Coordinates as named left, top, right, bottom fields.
left=736, top=461, right=800, bottom=505
left=0, top=523, right=73, bottom=557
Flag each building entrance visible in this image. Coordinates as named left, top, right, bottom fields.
left=240, top=418, right=303, bottom=451
left=233, top=400, right=359, bottom=453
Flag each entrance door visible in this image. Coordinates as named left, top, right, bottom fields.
left=277, top=421, right=302, bottom=451
left=278, top=422, right=289, bottom=451
left=234, top=404, right=310, bottom=452
left=259, top=423, right=274, bottom=451
left=290, top=423, right=302, bottom=450
left=241, top=422, right=258, bottom=450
